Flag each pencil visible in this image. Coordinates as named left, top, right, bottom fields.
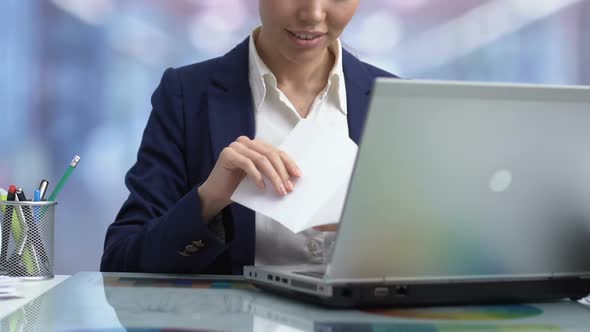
left=48, top=155, right=80, bottom=201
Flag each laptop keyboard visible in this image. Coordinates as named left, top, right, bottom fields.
left=294, top=269, right=326, bottom=279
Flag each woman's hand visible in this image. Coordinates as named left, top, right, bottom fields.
left=198, top=136, right=301, bottom=222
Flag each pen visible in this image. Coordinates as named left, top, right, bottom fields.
left=12, top=189, right=40, bottom=275
left=33, top=190, right=41, bottom=225
left=38, top=180, right=49, bottom=200
left=48, top=155, right=80, bottom=201
left=11, top=188, right=35, bottom=275
left=4, top=186, right=36, bottom=276
left=16, top=188, right=27, bottom=201
left=7, top=186, right=15, bottom=200
left=0, top=188, right=4, bottom=272
left=0, top=187, right=6, bottom=267
left=0, top=187, right=6, bottom=215
left=1, top=186, right=16, bottom=264
left=14, top=189, right=35, bottom=258
left=16, top=187, right=49, bottom=273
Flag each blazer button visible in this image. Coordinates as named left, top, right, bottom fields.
left=185, top=244, right=199, bottom=253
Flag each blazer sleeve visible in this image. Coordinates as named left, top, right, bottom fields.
left=100, top=68, right=228, bottom=273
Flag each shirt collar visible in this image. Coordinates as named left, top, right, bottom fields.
left=248, top=28, right=347, bottom=115
left=329, top=38, right=347, bottom=115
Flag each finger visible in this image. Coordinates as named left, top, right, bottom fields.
left=262, top=149, right=294, bottom=192
left=249, top=139, right=301, bottom=179
left=279, top=150, right=301, bottom=178
left=223, top=146, right=265, bottom=190
left=239, top=139, right=294, bottom=193
left=236, top=136, right=252, bottom=145
left=231, top=142, right=287, bottom=196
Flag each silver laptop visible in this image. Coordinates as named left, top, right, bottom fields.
left=244, top=79, right=590, bottom=307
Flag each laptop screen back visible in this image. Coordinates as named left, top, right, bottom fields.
left=328, top=79, right=590, bottom=282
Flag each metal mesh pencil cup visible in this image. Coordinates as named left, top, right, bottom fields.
left=0, top=201, right=56, bottom=280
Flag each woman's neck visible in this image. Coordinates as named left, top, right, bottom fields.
left=255, top=28, right=335, bottom=93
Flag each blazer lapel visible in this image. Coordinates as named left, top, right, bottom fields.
left=207, top=38, right=256, bottom=161
left=342, top=49, right=374, bottom=144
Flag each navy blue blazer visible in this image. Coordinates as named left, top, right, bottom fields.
left=100, top=37, right=396, bottom=274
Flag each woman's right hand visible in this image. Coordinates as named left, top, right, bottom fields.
left=197, top=136, right=301, bottom=223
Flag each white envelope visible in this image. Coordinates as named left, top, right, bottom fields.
left=231, top=119, right=357, bottom=233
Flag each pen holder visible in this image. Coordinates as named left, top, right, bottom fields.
left=0, top=201, right=56, bottom=280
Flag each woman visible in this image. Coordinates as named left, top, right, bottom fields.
left=100, top=0, right=397, bottom=274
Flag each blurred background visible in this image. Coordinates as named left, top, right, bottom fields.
left=1, top=0, right=589, bottom=274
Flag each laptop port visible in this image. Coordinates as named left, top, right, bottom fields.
left=267, top=274, right=273, bottom=281
left=275, top=276, right=281, bottom=282
left=281, top=278, right=288, bottom=284
left=395, top=285, right=408, bottom=296
left=374, top=287, right=389, bottom=297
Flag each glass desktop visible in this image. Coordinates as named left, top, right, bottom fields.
left=2, top=272, right=590, bottom=332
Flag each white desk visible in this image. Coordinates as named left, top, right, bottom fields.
left=0, top=275, right=69, bottom=319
